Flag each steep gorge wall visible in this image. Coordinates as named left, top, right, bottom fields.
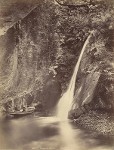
left=0, top=1, right=59, bottom=110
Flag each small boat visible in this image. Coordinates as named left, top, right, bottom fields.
left=9, top=108, right=34, bottom=118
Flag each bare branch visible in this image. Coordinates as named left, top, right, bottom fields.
left=54, top=0, right=91, bottom=8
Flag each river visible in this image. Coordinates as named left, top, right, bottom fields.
left=0, top=116, right=114, bottom=150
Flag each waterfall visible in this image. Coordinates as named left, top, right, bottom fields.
left=57, top=32, right=93, bottom=120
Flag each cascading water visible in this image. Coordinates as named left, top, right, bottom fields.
left=57, top=32, right=93, bottom=120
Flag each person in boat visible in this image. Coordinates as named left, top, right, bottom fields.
left=19, top=96, right=27, bottom=112
left=15, top=105, right=19, bottom=111
left=20, top=106, right=26, bottom=112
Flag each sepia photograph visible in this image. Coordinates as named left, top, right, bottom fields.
left=0, top=0, right=114, bottom=149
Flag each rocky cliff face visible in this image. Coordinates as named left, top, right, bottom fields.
left=0, top=0, right=114, bottom=116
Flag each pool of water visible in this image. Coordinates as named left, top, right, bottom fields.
left=0, top=116, right=114, bottom=150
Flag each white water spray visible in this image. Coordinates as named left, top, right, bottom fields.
left=57, top=32, right=93, bottom=120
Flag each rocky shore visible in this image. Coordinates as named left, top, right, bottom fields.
left=73, top=110, right=114, bottom=136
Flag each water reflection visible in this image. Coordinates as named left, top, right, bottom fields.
left=59, top=121, right=83, bottom=150
left=0, top=117, right=114, bottom=150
